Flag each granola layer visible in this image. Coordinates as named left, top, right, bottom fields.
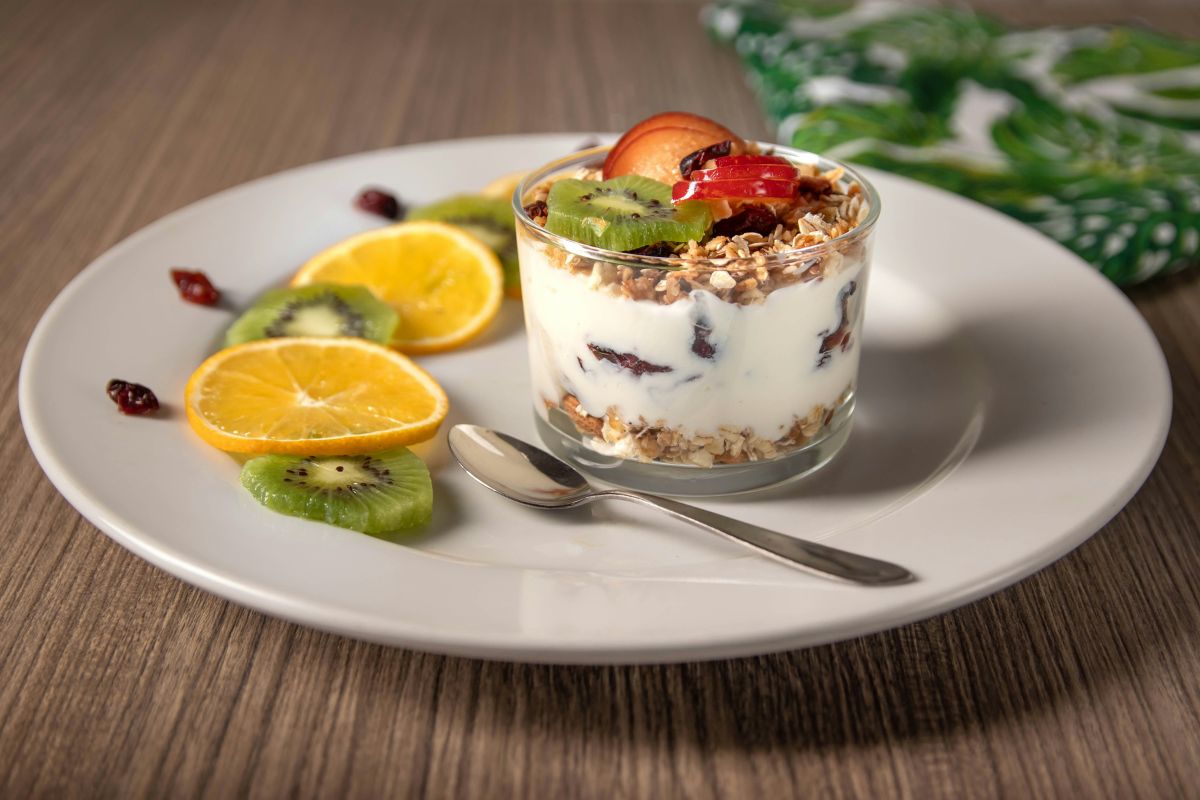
left=520, top=160, right=871, bottom=306
left=550, top=388, right=852, bottom=467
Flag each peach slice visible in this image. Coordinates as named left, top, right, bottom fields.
left=604, top=126, right=744, bottom=185
left=604, top=112, right=741, bottom=181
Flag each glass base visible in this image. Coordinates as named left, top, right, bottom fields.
left=534, top=399, right=854, bottom=496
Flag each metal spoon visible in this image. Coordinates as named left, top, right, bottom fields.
left=448, top=425, right=915, bottom=586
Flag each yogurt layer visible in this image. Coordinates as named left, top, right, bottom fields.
left=520, top=237, right=866, bottom=441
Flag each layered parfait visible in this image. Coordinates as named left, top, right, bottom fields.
left=515, top=112, right=878, bottom=492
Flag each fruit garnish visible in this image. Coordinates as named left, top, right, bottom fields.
left=545, top=175, right=711, bottom=251
left=224, top=284, right=398, bottom=347
left=355, top=188, right=403, bottom=220
left=291, top=221, right=504, bottom=354
left=106, top=379, right=159, bottom=416
left=184, top=337, right=448, bottom=455
left=712, top=155, right=791, bottom=168
left=479, top=170, right=529, bottom=201
left=408, top=195, right=520, bottom=298
left=679, top=140, right=733, bottom=179
left=604, top=112, right=741, bottom=181
left=689, top=164, right=799, bottom=182
left=672, top=178, right=798, bottom=202
left=170, top=269, right=220, bottom=306
left=604, top=112, right=744, bottom=183
left=241, top=447, right=433, bottom=535
left=604, top=127, right=740, bottom=185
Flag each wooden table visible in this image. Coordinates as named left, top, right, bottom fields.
left=2, top=1, right=1198, bottom=796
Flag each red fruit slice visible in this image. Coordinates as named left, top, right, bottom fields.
left=672, top=178, right=798, bottom=203
left=690, top=164, right=799, bottom=182
left=712, top=154, right=792, bottom=168
left=605, top=126, right=737, bottom=185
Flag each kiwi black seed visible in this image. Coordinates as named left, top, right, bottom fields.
left=240, top=448, right=433, bottom=535
left=544, top=175, right=712, bottom=251
left=408, top=195, right=520, bottom=294
left=224, top=284, right=398, bottom=347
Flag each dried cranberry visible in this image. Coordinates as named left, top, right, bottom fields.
left=355, top=188, right=403, bottom=220
left=170, top=269, right=220, bottom=306
left=523, top=200, right=548, bottom=220
left=817, top=281, right=858, bottom=367
left=627, top=241, right=675, bottom=257
left=679, top=140, right=733, bottom=180
left=106, top=379, right=160, bottom=416
left=712, top=206, right=778, bottom=239
left=692, top=321, right=716, bottom=359
left=796, top=175, right=833, bottom=198
left=587, top=344, right=672, bottom=377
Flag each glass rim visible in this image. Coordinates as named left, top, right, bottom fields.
left=512, top=141, right=881, bottom=270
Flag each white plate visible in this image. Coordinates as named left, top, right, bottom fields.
left=20, top=134, right=1171, bottom=664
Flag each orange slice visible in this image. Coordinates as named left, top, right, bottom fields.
left=291, top=221, right=503, bottom=354
left=185, top=337, right=448, bottom=454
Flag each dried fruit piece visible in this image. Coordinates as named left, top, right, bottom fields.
left=354, top=188, right=403, bottom=220
left=679, top=140, right=733, bottom=179
left=691, top=321, right=716, bottom=359
left=170, top=269, right=220, bottom=306
left=796, top=175, right=834, bottom=198
left=106, top=379, right=160, bottom=415
left=712, top=206, right=779, bottom=238
left=587, top=344, right=672, bottom=376
left=818, top=281, right=858, bottom=367
left=523, top=200, right=548, bottom=220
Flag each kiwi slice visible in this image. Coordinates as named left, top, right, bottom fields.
left=408, top=195, right=520, bottom=294
left=545, top=175, right=712, bottom=251
left=240, top=448, right=433, bottom=535
left=224, top=284, right=398, bottom=347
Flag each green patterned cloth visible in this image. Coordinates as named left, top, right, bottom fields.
left=704, top=0, right=1200, bottom=284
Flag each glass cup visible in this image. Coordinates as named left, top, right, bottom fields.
left=513, top=144, right=880, bottom=495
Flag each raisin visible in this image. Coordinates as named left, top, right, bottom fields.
left=712, top=206, right=778, bottom=239
left=796, top=175, right=833, bottom=198
left=587, top=344, right=672, bottom=377
left=354, top=188, right=403, bottom=220
left=817, top=281, right=858, bottom=367
left=627, top=241, right=675, bottom=257
left=679, top=140, right=733, bottom=179
left=691, top=321, right=716, bottom=359
left=523, top=200, right=548, bottom=220
left=170, top=269, right=220, bottom=306
left=106, top=379, right=160, bottom=416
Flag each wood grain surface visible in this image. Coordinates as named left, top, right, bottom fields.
left=2, top=0, right=1199, bottom=797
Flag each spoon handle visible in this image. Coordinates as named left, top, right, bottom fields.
left=597, top=490, right=914, bottom=585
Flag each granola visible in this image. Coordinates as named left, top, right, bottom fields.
left=553, top=389, right=852, bottom=467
